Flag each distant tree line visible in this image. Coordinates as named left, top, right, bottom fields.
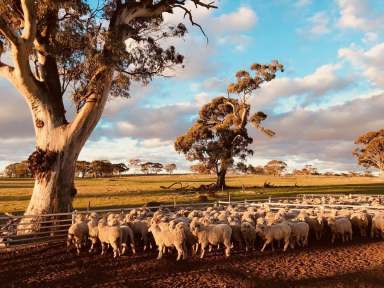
left=226, top=161, right=372, bottom=177
left=3, top=159, right=177, bottom=178
left=4, top=161, right=32, bottom=178
left=232, top=160, right=288, bottom=176
left=128, top=159, right=177, bottom=175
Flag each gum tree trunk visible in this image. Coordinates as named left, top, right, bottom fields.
left=216, top=168, right=227, bottom=189
left=17, top=70, right=112, bottom=234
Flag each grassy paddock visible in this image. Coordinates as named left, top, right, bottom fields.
left=0, top=174, right=383, bottom=213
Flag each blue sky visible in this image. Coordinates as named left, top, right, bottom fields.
left=1, top=0, right=384, bottom=173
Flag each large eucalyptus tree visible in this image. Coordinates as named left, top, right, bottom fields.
left=0, top=0, right=216, bottom=231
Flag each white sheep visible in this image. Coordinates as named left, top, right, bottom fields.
left=371, top=213, right=384, bottom=239
left=305, top=216, right=324, bottom=240
left=350, top=211, right=369, bottom=238
left=327, top=217, right=352, bottom=244
left=256, top=222, right=291, bottom=252
left=120, top=225, right=136, bottom=255
left=87, top=212, right=99, bottom=253
left=125, top=216, right=152, bottom=251
left=190, top=221, right=232, bottom=258
left=67, top=214, right=89, bottom=255
left=149, top=221, right=188, bottom=261
left=240, top=222, right=257, bottom=252
left=288, top=221, right=309, bottom=248
left=98, top=216, right=121, bottom=258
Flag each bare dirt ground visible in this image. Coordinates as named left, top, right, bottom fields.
left=1, top=238, right=384, bottom=288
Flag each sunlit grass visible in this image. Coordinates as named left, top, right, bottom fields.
left=0, top=174, right=383, bottom=213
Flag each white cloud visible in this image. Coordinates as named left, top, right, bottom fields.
left=339, top=43, right=384, bottom=87
left=306, top=11, right=331, bottom=36
left=250, top=93, right=384, bottom=172
left=162, top=5, right=257, bottom=79
left=212, top=7, right=257, bottom=33
left=336, top=0, right=384, bottom=31
left=362, top=32, right=379, bottom=44
left=295, top=0, right=312, bottom=7
left=251, top=63, right=353, bottom=109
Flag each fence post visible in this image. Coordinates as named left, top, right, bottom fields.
left=71, top=210, right=77, bottom=224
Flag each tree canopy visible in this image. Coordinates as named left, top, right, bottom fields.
left=175, top=61, right=283, bottom=188
left=264, top=160, right=288, bottom=176
left=164, top=163, right=177, bottom=174
left=0, top=0, right=217, bottom=222
left=354, top=129, right=384, bottom=176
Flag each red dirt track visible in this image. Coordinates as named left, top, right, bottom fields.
left=1, top=240, right=384, bottom=288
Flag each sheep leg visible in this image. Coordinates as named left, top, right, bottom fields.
left=331, top=234, right=336, bottom=244
left=283, top=238, right=289, bottom=252
left=66, top=236, right=73, bottom=252
left=111, top=242, right=120, bottom=258
left=245, top=240, right=249, bottom=252
left=200, top=244, right=207, bottom=259
left=175, top=244, right=184, bottom=261
left=121, top=244, right=127, bottom=255
left=75, top=239, right=81, bottom=255
left=208, top=245, right=213, bottom=252
left=142, top=234, right=149, bottom=252
left=101, top=243, right=106, bottom=255
left=194, top=243, right=199, bottom=255
left=261, top=239, right=271, bottom=252
left=157, top=245, right=164, bottom=260
left=130, top=242, right=136, bottom=255
left=89, top=239, right=95, bottom=253
left=224, top=244, right=231, bottom=257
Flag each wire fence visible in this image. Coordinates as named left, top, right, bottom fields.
left=1, top=194, right=384, bottom=250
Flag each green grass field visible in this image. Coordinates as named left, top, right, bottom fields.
left=0, top=174, right=383, bottom=213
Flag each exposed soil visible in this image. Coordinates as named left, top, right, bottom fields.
left=1, top=238, right=384, bottom=288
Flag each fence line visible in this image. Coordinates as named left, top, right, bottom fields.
left=1, top=195, right=384, bottom=250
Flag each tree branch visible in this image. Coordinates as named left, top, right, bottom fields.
left=20, top=0, right=36, bottom=44
left=173, top=4, right=208, bottom=42
left=69, top=67, right=112, bottom=142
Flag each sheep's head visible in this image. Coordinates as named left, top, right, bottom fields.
left=190, top=221, right=202, bottom=235
left=148, top=223, right=159, bottom=233
left=169, top=220, right=177, bottom=231
left=107, top=214, right=119, bottom=226
left=98, top=218, right=107, bottom=227
left=255, top=224, right=266, bottom=236
left=75, top=213, right=85, bottom=223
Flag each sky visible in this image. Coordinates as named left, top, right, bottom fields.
left=1, top=0, right=384, bottom=173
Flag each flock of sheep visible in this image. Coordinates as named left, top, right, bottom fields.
left=67, top=197, right=384, bottom=260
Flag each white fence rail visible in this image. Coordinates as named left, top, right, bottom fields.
left=0, top=201, right=217, bottom=249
